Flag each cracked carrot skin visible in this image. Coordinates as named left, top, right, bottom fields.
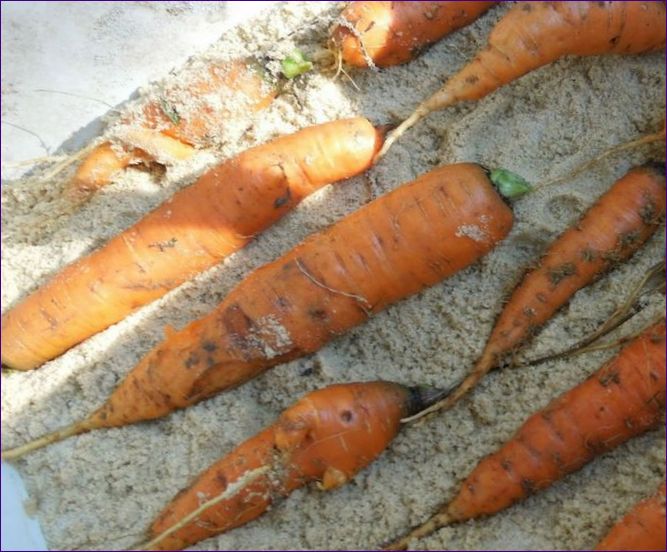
left=69, top=58, right=277, bottom=196
left=596, top=482, right=666, bottom=551
left=89, top=162, right=512, bottom=430
left=1, top=118, right=382, bottom=371
left=388, top=321, right=666, bottom=550
left=417, top=164, right=666, bottom=419
left=332, top=1, right=496, bottom=68
left=149, top=381, right=419, bottom=550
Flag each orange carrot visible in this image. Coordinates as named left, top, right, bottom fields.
left=407, top=164, right=666, bottom=421
left=68, top=58, right=277, bottom=198
left=331, top=1, right=496, bottom=68
left=1, top=118, right=382, bottom=372
left=2, top=162, right=516, bottom=459
left=137, top=381, right=445, bottom=551
left=387, top=320, right=666, bottom=550
left=596, top=482, right=666, bottom=551
left=377, top=1, right=667, bottom=158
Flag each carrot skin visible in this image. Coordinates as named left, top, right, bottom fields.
left=449, top=321, right=666, bottom=522
left=596, top=482, right=666, bottom=551
left=149, top=381, right=412, bottom=550
left=69, top=58, right=276, bottom=196
left=332, top=1, right=496, bottom=68
left=418, top=164, right=666, bottom=418
left=1, top=118, right=383, bottom=371
left=88, top=163, right=513, bottom=429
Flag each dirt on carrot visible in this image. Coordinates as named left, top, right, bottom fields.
left=1, top=2, right=665, bottom=551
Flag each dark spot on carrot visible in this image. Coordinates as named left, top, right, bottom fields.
left=364, top=20, right=375, bottom=32
left=596, top=1, right=607, bottom=6
left=619, top=230, right=641, bottom=248
left=649, top=371, right=659, bottom=381
left=309, top=308, right=328, bottom=320
left=466, top=75, right=480, bottom=85
left=599, top=367, right=621, bottom=387
left=500, top=459, right=512, bottom=472
left=215, top=473, right=228, bottom=488
left=148, top=237, right=178, bottom=252
left=340, top=410, right=353, bottom=423
left=202, top=341, right=217, bottom=352
left=548, top=262, right=576, bottom=285
left=185, top=353, right=200, bottom=369
left=551, top=451, right=565, bottom=471
left=639, top=200, right=659, bottom=225
left=274, top=186, right=292, bottom=208
left=207, top=356, right=216, bottom=367
left=610, top=35, right=620, bottom=45
left=580, top=248, right=596, bottom=262
left=521, top=478, right=536, bottom=496
left=536, top=292, right=548, bottom=304
left=522, top=306, right=536, bottom=318
left=521, top=3, right=532, bottom=11
left=624, top=417, right=635, bottom=430
left=584, top=439, right=605, bottom=453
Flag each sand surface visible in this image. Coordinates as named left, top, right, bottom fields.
left=2, top=2, right=665, bottom=550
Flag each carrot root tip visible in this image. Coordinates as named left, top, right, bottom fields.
left=1, top=419, right=93, bottom=460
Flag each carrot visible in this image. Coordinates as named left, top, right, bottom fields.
left=386, top=320, right=666, bottom=550
left=136, top=381, right=446, bottom=550
left=2, top=162, right=517, bottom=459
left=377, top=1, right=667, bottom=159
left=596, top=482, right=666, bottom=551
left=68, top=58, right=278, bottom=198
left=0, top=118, right=383, bottom=372
left=405, top=164, right=666, bottom=422
left=331, top=1, right=496, bottom=68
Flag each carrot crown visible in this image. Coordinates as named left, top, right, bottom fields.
left=488, top=168, right=532, bottom=200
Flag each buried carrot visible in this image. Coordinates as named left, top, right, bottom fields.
left=331, top=1, right=496, bottom=68
left=405, top=163, right=666, bottom=422
left=596, top=482, right=666, bottom=551
left=2, top=162, right=518, bottom=459
left=1, top=118, right=383, bottom=372
left=386, top=320, right=666, bottom=550
left=377, top=1, right=666, bottom=159
left=68, top=57, right=281, bottom=199
left=135, top=381, right=447, bottom=551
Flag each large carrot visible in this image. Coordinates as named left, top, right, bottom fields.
left=387, top=320, right=666, bottom=550
left=405, top=164, right=666, bottom=421
left=68, top=58, right=278, bottom=198
left=331, top=1, right=496, bottom=68
left=2, top=162, right=517, bottom=459
left=596, top=482, right=666, bottom=551
left=1, top=118, right=383, bottom=371
left=136, top=381, right=446, bottom=551
left=377, top=1, right=666, bottom=158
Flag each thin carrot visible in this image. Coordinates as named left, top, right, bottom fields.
left=1, top=118, right=383, bottom=372
left=68, top=58, right=278, bottom=199
left=386, top=320, right=666, bottom=550
left=136, top=381, right=446, bottom=551
left=377, top=1, right=666, bottom=159
left=405, top=163, right=666, bottom=422
left=2, top=162, right=517, bottom=459
left=596, top=482, right=666, bottom=551
left=331, top=1, right=496, bottom=68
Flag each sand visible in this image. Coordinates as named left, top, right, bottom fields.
left=2, top=2, right=665, bottom=550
